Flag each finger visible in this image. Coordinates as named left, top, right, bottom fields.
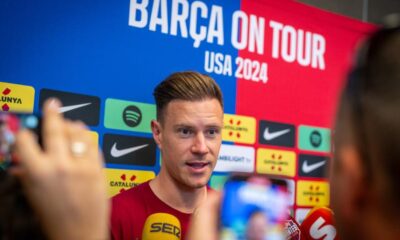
left=67, top=121, right=100, bottom=165
left=15, top=129, right=44, bottom=172
left=42, top=98, right=69, bottom=159
left=188, top=191, right=221, bottom=240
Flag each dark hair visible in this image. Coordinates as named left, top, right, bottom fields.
left=0, top=170, right=46, bottom=240
left=153, top=71, right=223, bottom=123
left=335, top=24, right=400, bottom=216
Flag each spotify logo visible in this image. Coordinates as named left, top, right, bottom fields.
left=123, top=105, right=142, bottom=127
left=104, top=98, right=155, bottom=134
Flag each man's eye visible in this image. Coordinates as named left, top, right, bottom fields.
left=206, top=129, right=220, bottom=137
left=178, top=128, right=193, bottom=137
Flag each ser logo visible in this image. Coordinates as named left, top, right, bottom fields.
left=150, top=223, right=181, bottom=238
left=123, top=105, right=142, bottom=127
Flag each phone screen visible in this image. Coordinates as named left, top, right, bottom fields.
left=221, top=175, right=289, bottom=240
left=0, top=113, right=41, bottom=170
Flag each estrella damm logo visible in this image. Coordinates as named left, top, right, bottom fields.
left=256, top=148, right=296, bottom=177
left=0, top=82, right=34, bottom=113
left=296, top=180, right=330, bottom=207
left=222, top=114, right=256, bottom=144
left=105, top=168, right=155, bottom=197
left=298, top=125, right=331, bottom=153
left=104, top=98, right=156, bottom=134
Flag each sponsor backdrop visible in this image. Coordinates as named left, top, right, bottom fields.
left=0, top=0, right=374, bottom=219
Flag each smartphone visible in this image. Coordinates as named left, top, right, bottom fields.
left=220, top=174, right=289, bottom=240
left=0, top=112, right=41, bottom=170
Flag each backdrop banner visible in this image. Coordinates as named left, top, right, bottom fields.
left=0, top=0, right=375, bottom=220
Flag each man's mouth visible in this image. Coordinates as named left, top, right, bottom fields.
left=186, top=162, right=209, bottom=169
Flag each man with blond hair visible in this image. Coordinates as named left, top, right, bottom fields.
left=110, top=71, right=224, bottom=240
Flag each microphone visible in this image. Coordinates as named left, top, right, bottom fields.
left=284, top=215, right=305, bottom=240
left=300, top=207, right=338, bottom=240
left=141, top=213, right=182, bottom=240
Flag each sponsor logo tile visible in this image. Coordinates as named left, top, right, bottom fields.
left=296, top=180, right=330, bottom=207
left=103, top=133, right=156, bottom=167
left=40, top=89, right=100, bottom=126
left=214, top=144, right=255, bottom=173
left=222, top=114, right=256, bottom=144
left=104, top=98, right=156, bottom=133
left=298, top=154, right=329, bottom=178
left=0, top=82, right=34, bottom=113
left=256, top=148, right=296, bottom=177
left=259, top=120, right=295, bottom=147
left=298, top=125, right=331, bottom=153
left=105, top=168, right=155, bottom=197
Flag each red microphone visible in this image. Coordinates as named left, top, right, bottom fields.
left=300, top=207, right=338, bottom=240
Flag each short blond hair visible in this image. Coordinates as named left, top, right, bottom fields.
left=153, top=71, right=223, bottom=123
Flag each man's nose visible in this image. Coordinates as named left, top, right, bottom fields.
left=191, top=133, right=209, bottom=155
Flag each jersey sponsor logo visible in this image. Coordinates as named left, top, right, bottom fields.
left=222, top=114, right=256, bottom=144
left=298, top=125, right=331, bottom=153
left=40, top=89, right=100, bottom=126
left=0, top=82, right=34, bottom=113
left=256, top=148, right=296, bottom=177
left=214, top=144, right=255, bottom=173
left=259, top=120, right=295, bottom=147
left=298, top=154, right=329, bottom=178
left=104, top=98, right=156, bottom=133
left=105, top=168, right=155, bottom=197
left=103, top=133, right=156, bottom=166
left=296, top=180, right=329, bottom=207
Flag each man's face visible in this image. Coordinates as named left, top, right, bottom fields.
left=152, top=98, right=223, bottom=189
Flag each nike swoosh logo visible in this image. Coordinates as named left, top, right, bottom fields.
left=58, top=102, right=92, bottom=113
left=110, top=143, right=148, bottom=158
left=263, top=128, right=291, bottom=141
left=302, top=160, right=326, bottom=173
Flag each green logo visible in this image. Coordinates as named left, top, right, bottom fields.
left=123, top=105, right=142, bottom=127
left=298, top=125, right=331, bottom=152
left=104, top=98, right=156, bottom=133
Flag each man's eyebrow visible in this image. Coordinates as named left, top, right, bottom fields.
left=173, top=124, right=194, bottom=128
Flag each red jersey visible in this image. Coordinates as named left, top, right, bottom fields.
left=110, top=181, right=191, bottom=240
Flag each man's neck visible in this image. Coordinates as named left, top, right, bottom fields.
left=149, top=172, right=207, bottom=214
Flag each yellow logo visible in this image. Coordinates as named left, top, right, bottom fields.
left=105, top=169, right=155, bottom=197
left=296, top=180, right=330, bottom=207
left=0, top=82, right=35, bottom=113
left=256, top=148, right=296, bottom=177
left=222, top=114, right=256, bottom=144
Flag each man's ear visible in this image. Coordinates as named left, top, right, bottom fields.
left=151, top=120, right=162, bottom=149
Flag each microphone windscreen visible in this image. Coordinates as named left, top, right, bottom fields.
left=142, top=213, right=181, bottom=240
left=300, top=207, right=338, bottom=240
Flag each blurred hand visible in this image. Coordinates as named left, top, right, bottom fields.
left=13, top=99, right=109, bottom=240
left=187, top=190, right=221, bottom=240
